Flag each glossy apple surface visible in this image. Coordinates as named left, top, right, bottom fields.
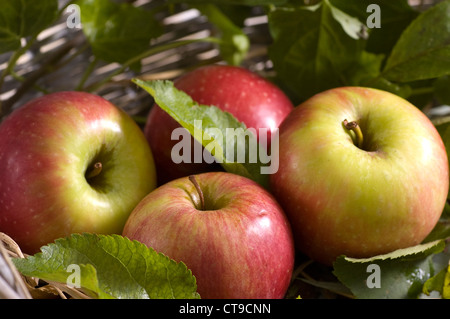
left=270, top=87, right=449, bottom=265
left=0, top=91, right=157, bottom=253
left=144, top=64, right=294, bottom=184
left=123, top=171, right=295, bottom=299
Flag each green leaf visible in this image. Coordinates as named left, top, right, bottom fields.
left=328, top=2, right=365, bottom=40
left=194, top=4, right=249, bottom=66
left=268, top=0, right=365, bottom=102
left=422, top=264, right=450, bottom=299
left=343, top=51, right=383, bottom=84
left=344, top=51, right=413, bottom=98
left=12, top=233, right=200, bottom=299
left=77, top=0, right=163, bottom=69
left=421, top=245, right=450, bottom=299
left=0, top=0, right=58, bottom=53
left=331, top=0, right=419, bottom=56
left=333, top=240, right=446, bottom=299
left=365, top=77, right=412, bottom=99
left=382, top=0, right=450, bottom=82
left=133, top=79, right=270, bottom=189
left=214, top=4, right=253, bottom=28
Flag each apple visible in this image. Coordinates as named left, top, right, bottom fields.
left=122, top=171, right=295, bottom=299
left=0, top=91, right=157, bottom=254
left=144, top=64, right=294, bottom=185
left=270, top=87, right=449, bottom=266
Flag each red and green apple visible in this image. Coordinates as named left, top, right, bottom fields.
left=144, top=64, right=294, bottom=184
left=123, top=171, right=295, bottom=299
left=270, top=87, right=449, bottom=265
left=0, top=91, right=157, bottom=254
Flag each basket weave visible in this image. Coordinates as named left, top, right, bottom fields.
left=0, top=0, right=272, bottom=119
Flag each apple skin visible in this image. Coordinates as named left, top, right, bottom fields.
left=144, top=64, right=294, bottom=185
left=0, top=91, right=157, bottom=254
left=270, top=87, right=449, bottom=266
left=122, top=171, right=295, bottom=299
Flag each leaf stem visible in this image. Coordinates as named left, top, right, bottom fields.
left=9, top=69, right=50, bottom=94
left=76, top=57, right=99, bottom=91
left=0, top=35, right=38, bottom=114
left=343, top=119, right=364, bottom=149
left=410, top=86, right=434, bottom=96
left=0, top=35, right=82, bottom=118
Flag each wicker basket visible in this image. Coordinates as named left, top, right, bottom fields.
left=0, top=0, right=272, bottom=119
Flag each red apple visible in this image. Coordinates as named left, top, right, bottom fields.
left=0, top=91, right=157, bottom=254
left=122, top=171, right=295, bottom=299
left=270, top=87, right=449, bottom=265
left=144, top=64, right=294, bottom=185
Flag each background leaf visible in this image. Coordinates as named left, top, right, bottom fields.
left=422, top=264, right=450, bottom=298
left=333, top=240, right=446, bottom=299
left=331, top=0, right=419, bottom=57
left=267, top=1, right=365, bottom=102
left=77, top=0, right=163, bottom=69
left=0, top=0, right=58, bottom=54
left=195, top=4, right=250, bottom=66
left=382, top=0, right=450, bottom=82
left=13, top=233, right=200, bottom=299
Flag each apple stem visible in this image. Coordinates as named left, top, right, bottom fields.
left=343, top=119, right=364, bottom=149
left=189, top=175, right=205, bottom=210
left=86, top=162, right=103, bottom=179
